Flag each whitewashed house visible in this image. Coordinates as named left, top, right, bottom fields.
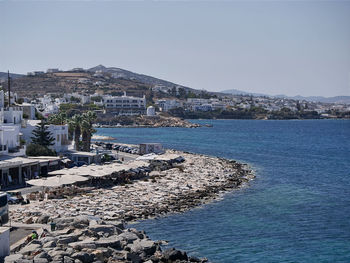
left=0, top=125, right=23, bottom=156
left=155, top=99, right=182, bottom=112
left=21, top=120, right=70, bottom=153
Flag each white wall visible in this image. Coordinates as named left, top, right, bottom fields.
left=3, top=107, right=23, bottom=124
left=0, top=124, right=20, bottom=154
left=0, top=227, right=10, bottom=258
left=0, top=91, right=4, bottom=108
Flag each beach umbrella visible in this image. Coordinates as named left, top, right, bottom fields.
left=27, top=177, right=63, bottom=187
left=48, top=169, right=69, bottom=176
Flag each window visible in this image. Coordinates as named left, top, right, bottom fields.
left=57, top=135, right=60, bottom=142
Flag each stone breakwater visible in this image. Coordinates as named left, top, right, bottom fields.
left=6, top=217, right=208, bottom=263
left=8, top=151, right=255, bottom=262
left=10, top=151, right=254, bottom=223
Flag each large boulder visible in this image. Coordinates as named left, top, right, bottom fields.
left=4, top=254, right=23, bottom=263
left=88, top=224, right=121, bottom=237
left=108, top=220, right=125, bottom=230
left=94, top=235, right=122, bottom=249
left=53, top=217, right=75, bottom=230
left=68, top=240, right=97, bottom=250
left=72, top=216, right=90, bottom=229
left=36, top=215, right=50, bottom=224
left=33, top=251, right=50, bottom=260
left=57, top=233, right=79, bottom=245
left=42, top=240, right=57, bottom=248
left=48, top=249, right=69, bottom=259
left=19, top=243, right=42, bottom=255
left=125, top=251, right=143, bottom=263
left=71, top=252, right=94, bottom=263
left=118, top=231, right=139, bottom=244
left=162, top=248, right=188, bottom=261
left=63, top=256, right=74, bottom=263
left=130, top=239, right=157, bottom=256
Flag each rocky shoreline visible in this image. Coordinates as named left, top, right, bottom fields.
left=7, top=151, right=255, bottom=262
left=96, top=116, right=203, bottom=128
left=7, top=217, right=208, bottom=263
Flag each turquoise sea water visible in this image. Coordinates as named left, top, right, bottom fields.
left=96, top=120, right=350, bottom=263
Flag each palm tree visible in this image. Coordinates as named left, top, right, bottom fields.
left=81, top=119, right=91, bottom=152
left=48, top=112, right=67, bottom=125
left=70, top=114, right=82, bottom=151
left=81, top=111, right=97, bottom=152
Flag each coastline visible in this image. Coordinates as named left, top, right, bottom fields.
left=7, top=150, right=255, bottom=262
left=10, top=150, right=255, bottom=223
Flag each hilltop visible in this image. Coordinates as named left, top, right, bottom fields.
left=0, top=65, right=190, bottom=97
left=88, top=65, right=190, bottom=90
left=0, top=65, right=196, bottom=99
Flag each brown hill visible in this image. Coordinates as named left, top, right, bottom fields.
left=4, top=71, right=152, bottom=99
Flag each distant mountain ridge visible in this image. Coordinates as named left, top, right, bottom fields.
left=222, top=89, right=350, bottom=104
left=88, top=65, right=190, bottom=90
left=0, top=72, right=24, bottom=80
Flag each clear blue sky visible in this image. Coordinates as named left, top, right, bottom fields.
left=1, top=1, right=349, bottom=97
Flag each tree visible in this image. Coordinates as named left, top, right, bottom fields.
left=35, top=110, right=45, bottom=120
left=70, top=96, right=81, bottom=103
left=171, top=86, right=177, bottom=97
left=90, top=96, right=102, bottom=102
left=81, top=111, right=97, bottom=152
left=69, top=114, right=82, bottom=151
left=30, top=121, right=55, bottom=148
left=48, top=112, right=67, bottom=125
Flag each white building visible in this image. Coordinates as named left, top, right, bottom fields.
left=21, top=120, right=70, bottom=153
left=42, top=104, right=59, bottom=117
left=21, top=103, right=36, bottom=120
left=211, top=102, right=227, bottom=110
left=1, top=107, right=23, bottom=125
left=146, top=106, right=156, bottom=116
left=64, top=93, right=90, bottom=104
left=187, top=98, right=210, bottom=105
left=192, top=104, right=212, bottom=111
left=155, top=99, right=182, bottom=112
left=27, top=71, right=45, bottom=76
left=102, top=92, right=146, bottom=115
left=0, top=125, right=23, bottom=156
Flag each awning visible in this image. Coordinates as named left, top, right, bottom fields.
left=27, top=174, right=89, bottom=187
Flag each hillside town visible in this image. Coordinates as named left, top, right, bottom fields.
left=1, top=68, right=349, bottom=125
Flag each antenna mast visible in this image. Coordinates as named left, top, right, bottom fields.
left=7, top=70, right=11, bottom=107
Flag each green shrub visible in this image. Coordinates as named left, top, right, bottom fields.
left=26, top=143, right=56, bottom=156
